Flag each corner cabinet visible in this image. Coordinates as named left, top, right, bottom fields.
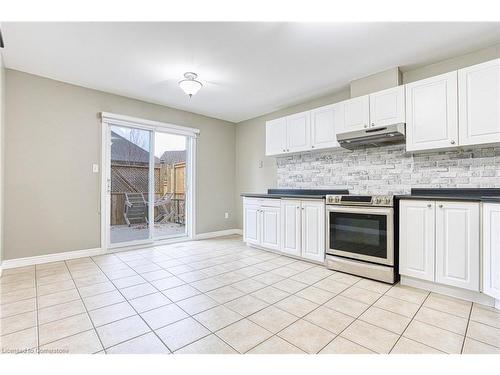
left=483, top=203, right=500, bottom=300
left=399, top=199, right=480, bottom=292
left=458, top=58, right=500, bottom=146
left=405, top=71, right=459, bottom=152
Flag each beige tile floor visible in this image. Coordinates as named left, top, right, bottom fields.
left=1, top=235, right=500, bottom=354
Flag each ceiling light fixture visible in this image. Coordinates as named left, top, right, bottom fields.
left=178, top=72, right=203, bottom=98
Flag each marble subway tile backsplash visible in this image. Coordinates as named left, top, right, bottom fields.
left=276, top=144, right=500, bottom=194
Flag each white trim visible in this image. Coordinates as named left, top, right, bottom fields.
left=101, top=112, right=200, bottom=137
left=401, top=275, right=496, bottom=306
left=195, top=229, right=242, bottom=240
left=1, top=248, right=105, bottom=269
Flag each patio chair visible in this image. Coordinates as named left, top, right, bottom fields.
left=154, top=192, right=175, bottom=223
left=123, top=192, right=148, bottom=226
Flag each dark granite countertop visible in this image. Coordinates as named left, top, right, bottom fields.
left=396, top=188, right=500, bottom=203
left=241, top=189, right=349, bottom=200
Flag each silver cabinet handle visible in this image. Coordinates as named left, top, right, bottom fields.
left=439, top=204, right=443, bottom=208
left=364, top=124, right=368, bottom=128
left=282, top=149, right=286, bottom=152
left=450, top=140, right=456, bottom=145
left=311, top=145, right=315, bottom=148
left=427, top=204, right=432, bottom=208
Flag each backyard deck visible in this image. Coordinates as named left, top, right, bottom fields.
left=110, top=222, right=185, bottom=243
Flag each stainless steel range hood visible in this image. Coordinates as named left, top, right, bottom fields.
left=337, top=123, right=405, bottom=150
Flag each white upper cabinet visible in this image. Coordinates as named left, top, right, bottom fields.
left=310, top=103, right=343, bottom=149
left=435, top=201, right=480, bottom=291
left=405, top=71, right=459, bottom=152
left=286, top=111, right=311, bottom=153
left=399, top=200, right=436, bottom=282
left=342, top=95, right=370, bottom=132
left=369, top=86, right=405, bottom=127
left=458, top=58, right=500, bottom=146
left=483, top=203, right=500, bottom=300
left=265, top=117, right=287, bottom=156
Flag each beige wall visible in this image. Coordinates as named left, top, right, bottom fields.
left=4, top=69, right=236, bottom=260
left=234, top=43, right=500, bottom=229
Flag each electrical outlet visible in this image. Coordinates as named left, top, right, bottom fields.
left=224, top=212, right=229, bottom=219
left=92, top=164, right=99, bottom=173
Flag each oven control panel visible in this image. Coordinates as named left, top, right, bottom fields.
left=326, top=195, right=393, bottom=207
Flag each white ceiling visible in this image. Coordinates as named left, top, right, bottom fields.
left=2, top=22, right=500, bottom=123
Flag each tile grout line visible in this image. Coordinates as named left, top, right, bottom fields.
left=460, top=302, right=474, bottom=354
left=88, top=255, right=175, bottom=353
left=58, top=260, right=106, bottom=353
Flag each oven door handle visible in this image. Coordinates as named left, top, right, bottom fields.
left=326, top=205, right=393, bottom=216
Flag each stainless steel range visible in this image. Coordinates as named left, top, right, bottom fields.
left=325, top=194, right=397, bottom=284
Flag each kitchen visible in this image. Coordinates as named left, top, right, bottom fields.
left=242, top=58, right=500, bottom=314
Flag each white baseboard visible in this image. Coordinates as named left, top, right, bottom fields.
left=0, top=229, right=243, bottom=271
left=1, top=247, right=105, bottom=270
left=195, top=229, right=242, bottom=240
left=401, top=276, right=496, bottom=307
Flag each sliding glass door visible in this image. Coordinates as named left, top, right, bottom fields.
left=109, top=125, right=153, bottom=245
left=153, top=131, right=188, bottom=240
left=103, top=115, right=195, bottom=249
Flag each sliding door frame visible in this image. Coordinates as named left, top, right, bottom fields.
left=100, top=112, right=199, bottom=252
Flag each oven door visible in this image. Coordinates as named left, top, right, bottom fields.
left=326, top=205, right=394, bottom=266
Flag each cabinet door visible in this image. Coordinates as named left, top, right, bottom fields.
left=301, top=201, right=325, bottom=262
left=261, top=206, right=281, bottom=251
left=369, top=86, right=405, bottom=127
left=342, top=95, right=370, bottom=132
left=280, top=200, right=301, bottom=257
left=286, top=111, right=311, bottom=153
left=458, top=58, right=500, bottom=146
left=483, top=203, right=500, bottom=299
left=406, top=71, right=458, bottom=152
left=435, top=201, right=480, bottom=291
left=243, top=204, right=261, bottom=245
left=310, top=103, right=343, bottom=150
left=265, top=117, right=287, bottom=156
left=399, top=200, right=435, bottom=281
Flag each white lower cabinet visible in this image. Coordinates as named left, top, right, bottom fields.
left=483, top=203, right=500, bottom=300
left=243, top=198, right=325, bottom=263
left=260, top=206, right=281, bottom=251
left=280, top=200, right=302, bottom=257
left=280, top=199, right=325, bottom=263
left=399, top=200, right=480, bottom=292
left=243, top=198, right=280, bottom=249
left=399, top=200, right=435, bottom=281
left=435, top=201, right=480, bottom=291
left=243, top=203, right=261, bottom=246
left=301, top=201, right=326, bottom=262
